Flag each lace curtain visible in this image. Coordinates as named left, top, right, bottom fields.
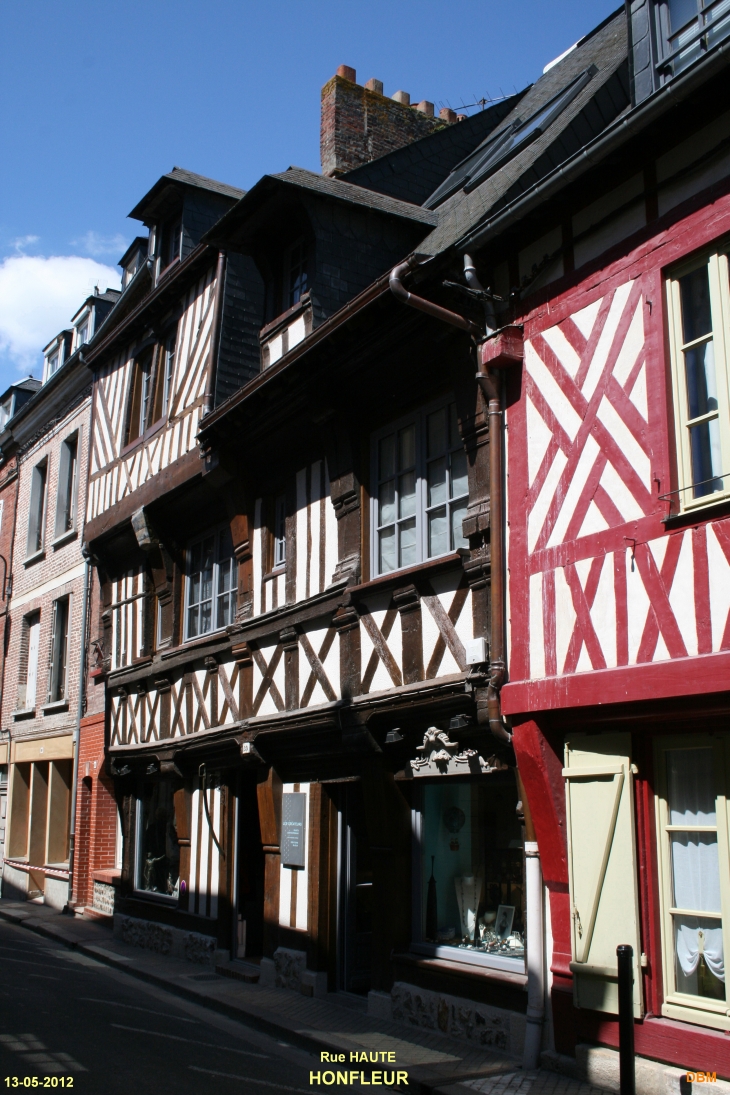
left=668, top=748, right=724, bottom=984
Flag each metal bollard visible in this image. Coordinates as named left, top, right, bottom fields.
left=617, top=945, right=635, bottom=1095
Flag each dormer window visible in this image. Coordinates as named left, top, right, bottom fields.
left=48, top=351, right=60, bottom=376
left=654, top=0, right=730, bottom=84
left=287, top=240, right=308, bottom=308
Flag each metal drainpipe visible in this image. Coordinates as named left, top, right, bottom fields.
left=203, top=250, right=228, bottom=417
left=66, top=555, right=91, bottom=912
left=389, top=258, right=482, bottom=338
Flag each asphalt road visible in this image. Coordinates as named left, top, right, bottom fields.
left=0, top=918, right=324, bottom=1095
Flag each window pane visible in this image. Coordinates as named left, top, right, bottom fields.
left=668, top=748, right=717, bottom=825
left=451, top=501, right=468, bottom=550
left=450, top=448, right=468, bottom=499
left=217, top=592, right=232, bottom=629
left=399, top=517, right=417, bottom=567
left=671, top=832, right=721, bottom=913
left=674, top=916, right=725, bottom=998
left=689, top=419, right=723, bottom=497
left=200, top=538, right=214, bottom=601
left=379, top=526, right=395, bottom=573
left=188, top=571, right=200, bottom=609
left=428, top=457, right=448, bottom=507
left=428, top=506, right=448, bottom=557
left=379, top=479, right=395, bottom=526
left=427, top=409, right=447, bottom=458
left=137, top=782, right=180, bottom=898
left=200, top=599, right=212, bottom=634
left=684, top=340, right=718, bottom=420
left=680, top=266, right=712, bottom=344
left=399, top=470, right=417, bottom=519
left=379, top=435, right=395, bottom=480
left=187, top=605, right=199, bottom=638
left=669, top=0, right=698, bottom=31
left=399, top=425, right=416, bottom=471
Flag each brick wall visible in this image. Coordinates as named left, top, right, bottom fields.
left=320, top=70, right=447, bottom=177
left=73, top=711, right=117, bottom=908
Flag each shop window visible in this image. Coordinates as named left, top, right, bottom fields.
left=47, top=596, right=70, bottom=703
left=54, top=432, right=78, bottom=539
left=185, top=526, right=237, bottom=640
left=412, top=776, right=525, bottom=971
left=372, top=400, right=468, bottom=576
left=26, top=459, right=48, bottom=558
left=666, top=247, right=730, bottom=510
left=135, top=781, right=181, bottom=899
left=656, top=737, right=730, bottom=1030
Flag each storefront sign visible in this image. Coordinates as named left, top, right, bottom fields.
left=281, top=792, right=307, bottom=867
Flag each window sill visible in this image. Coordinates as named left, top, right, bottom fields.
left=351, top=552, right=463, bottom=596
left=12, top=708, right=36, bottom=720
left=132, top=889, right=179, bottom=906
left=395, top=949, right=527, bottom=988
left=264, top=566, right=286, bottom=581
left=42, top=700, right=69, bottom=714
left=52, top=528, right=78, bottom=550
left=23, top=550, right=45, bottom=567
left=662, top=493, right=730, bottom=527
left=156, top=256, right=180, bottom=284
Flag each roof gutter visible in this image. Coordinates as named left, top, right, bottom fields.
left=388, top=257, right=482, bottom=337
left=456, top=38, right=730, bottom=253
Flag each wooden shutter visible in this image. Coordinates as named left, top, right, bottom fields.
left=564, top=732, right=643, bottom=1017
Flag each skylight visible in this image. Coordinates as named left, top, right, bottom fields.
left=424, top=66, right=597, bottom=209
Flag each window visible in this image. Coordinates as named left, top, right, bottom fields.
left=161, top=330, right=176, bottom=417
left=655, top=0, right=730, bottom=83
left=26, top=459, right=48, bottom=557
left=666, top=248, right=730, bottom=509
left=160, top=218, right=182, bottom=271
left=287, top=240, right=308, bottom=308
left=125, top=347, right=155, bottom=444
left=47, top=351, right=60, bottom=377
left=47, top=596, right=70, bottom=703
left=273, top=494, right=286, bottom=568
left=135, top=781, right=180, bottom=899
left=54, top=433, right=78, bottom=539
left=185, top=527, right=237, bottom=640
left=656, top=737, right=730, bottom=1029
left=372, top=400, right=469, bottom=576
left=412, top=776, right=525, bottom=972
left=75, top=318, right=89, bottom=350
left=17, top=612, right=40, bottom=711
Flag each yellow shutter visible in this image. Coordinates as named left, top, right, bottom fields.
left=564, top=732, right=643, bottom=1017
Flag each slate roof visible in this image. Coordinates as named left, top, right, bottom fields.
left=129, top=166, right=245, bottom=221
left=340, top=91, right=527, bottom=206
left=416, top=7, right=629, bottom=256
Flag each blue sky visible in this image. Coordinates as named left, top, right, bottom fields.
left=0, top=0, right=618, bottom=388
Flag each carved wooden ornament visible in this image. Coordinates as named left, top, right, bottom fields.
left=407, top=726, right=507, bottom=778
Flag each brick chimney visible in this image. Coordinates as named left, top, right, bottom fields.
left=320, top=66, right=452, bottom=177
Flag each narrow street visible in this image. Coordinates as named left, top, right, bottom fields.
left=0, top=920, right=320, bottom=1094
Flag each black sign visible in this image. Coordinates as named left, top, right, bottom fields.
left=281, top=792, right=307, bottom=868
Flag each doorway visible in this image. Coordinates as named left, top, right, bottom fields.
left=235, top=772, right=265, bottom=959
left=338, top=782, right=373, bottom=995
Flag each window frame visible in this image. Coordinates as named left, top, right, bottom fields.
left=26, top=458, right=48, bottom=560
left=666, top=245, right=730, bottom=512
left=273, top=493, right=287, bottom=570
left=653, top=0, right=730, bottom=85
left=75, top=311, right=91, bottom=352
left=654, top=733, right=730, bottom=1031
left=133, top=782, right=181, bottom=903
left=47, top=595, right=70, bottom=705
left=285, top=238, right=308, bottom=310
left=183, top=525, right=237, bottom=642
left=17, top=611, right=41, bottom=712
left=53, top=431, right=79, bottom=543
left=370, top=397, right=469, bottom=578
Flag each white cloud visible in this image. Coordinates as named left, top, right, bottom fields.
left=10, top=235, right=40, bottom=254
left=0, top=254, right=121, bottom=374
left=73, top=230, right=129, bottom=257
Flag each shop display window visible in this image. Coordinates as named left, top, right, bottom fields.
left=136, top=781, right=181, bottom=900
left=412, top=775, right=525, bottom=971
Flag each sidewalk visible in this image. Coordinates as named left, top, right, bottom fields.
left=0, top=899, right=609, bottom=1095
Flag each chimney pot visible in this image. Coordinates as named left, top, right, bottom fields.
left=336, top=65, right=357, bottom=83
left=416, top=100, right=434, bottom=117
left=439, top=107, right=457, bottom=123
left=457, top=113, right=467, bottom=122
left=392, top=90, right=410, bottom=106
left=364, top=78, right=383, bottom=95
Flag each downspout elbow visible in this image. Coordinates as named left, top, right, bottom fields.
left=486, top=661, right=512, bottom=746
left=389, top=258, right=482, bottom=338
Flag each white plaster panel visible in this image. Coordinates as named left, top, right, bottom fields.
left=526, top=396, right=552, bottom=488
left=541, top=323, right=581, bottom=378
left=668, top=531, right=697, bottom=656
left=528, top=449, right=569, bottom=553
left=582, top=280, right=634, bottom=401
left=554, top=566, right=576, bottom=675
left=707, top=524, right=730, bottom=652
left=626, top=548, right=651, bottom=664
left=529, top=571, right=545, bottom=679
left=525, top=341, right=582, bottom=442
left=295, top=468, right=308, bottom=603
left=547, top=434, right=600, bottom=547
left=571, top=298, right=602, bottom=339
